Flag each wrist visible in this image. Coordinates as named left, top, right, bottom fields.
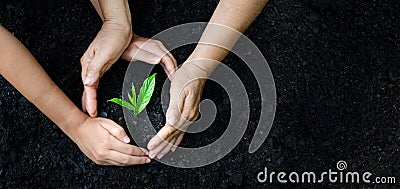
left=100, top=0, right=132, bottom=38
left=185, top=54, right=220, bottom=76
left=186, top=44, right=230, bottom=74
left=36, top=85, right=89, bottom=143
left=61, top=108, right=89, bottom=143
left=54, top=102, right=89, bottom=143
left=102, top=20, right=132, bottom=40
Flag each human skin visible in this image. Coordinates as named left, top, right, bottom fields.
left=0, top=25, right=151, bottom=166
left=81, top=0, right=177, bottom=117
left=147, top=0, right=269, bottom=159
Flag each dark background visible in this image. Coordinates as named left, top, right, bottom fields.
left=0, top=0, right=399, bottom=188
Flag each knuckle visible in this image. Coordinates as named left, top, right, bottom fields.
left=128, top=147, right=136, bottom=155
left=86, top=62, right=98, bottom=72
left=134, top=158, right=145, bottom=164
left=93, top=159, right=102, bottom=165
left=186, top=110, right=198, bottom=121
left=113, top=127, right=124, bottom=135
left=166, top=127, right=175, bottom=137
left=80, top=56, right=85, bottom=65
left=97, top=141, right=109, bottom=154
left=121, top=157, right=131, bottom=164
left=99, top=138, right=108, bottom=147
left=96, top=150, right=107, bottom=159
left=80, top=56, right=90, bottom=67
left=104, top=52, right=116, bottom=61
left=152, top=40, right=162, bottom=45
left=130, top=45, right=139, bottom=52
left=161, top=56, right=170, bottom=63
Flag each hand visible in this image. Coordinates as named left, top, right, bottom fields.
left=72, top=117, right=151, bottom=166
left=81, top=21, right=132, bottom=117
left=81, top=31, right=177, bottom=118
left=147, top=61, right=209, bottom=159
left=122, top=34, right=177, bottom=78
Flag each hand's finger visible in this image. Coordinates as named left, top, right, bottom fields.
left=130, top=48, right=161, bottom=64
left=147, top=124, right=176, bottom=150
left=97, top=160, right=113, bottom=166
left=81, top=90, right=87, bottom=113
left=84, top=86, right=98, bottom=117
left=102, top=160, right=123, bottom=166
left=160, top=58, right=177, bottom=77
left=147, top=86, right=185, bottom=150
left=140, top=41, right=176, bottom=75
left=149, top=132, right=175, bottom=159
left=154, top=40, right=176, bottom=65
left=99, top=119, right=131, bottom=143
left=157, top=43, right=177, bottom=76
left=157, top=137, right=176, bottom=159
left=162, top=92, right=195, bottom=153
left=165, top=86, right=186, bottom=126
left=111, top=139, right=148, bottom=156
left=168, top=93, right=196, bottom=132
left=107, top=150, right=151, bottom=165
left=83, top=54, right=105, bottom=87
left=181, top=91, right=201, bottom=122
left=159, top=63, right=170, bottom=78
left=81, top=48, right=95, bottom=115
left=171, top=134, right=184, bottom=152
left=80, top=48, right=94, bottom=80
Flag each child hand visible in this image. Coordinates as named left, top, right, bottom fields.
left=72, top=117, right=151, bottom=166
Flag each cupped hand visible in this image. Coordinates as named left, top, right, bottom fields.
left=147, top=61, right=209, bottom=159
left=81, top=21, right=132, bottom=117
left=72, top=117, right=151, bottom=166
left=81, top=31, right=177, bottom=118
left=122, top=34, right=177, bottom=78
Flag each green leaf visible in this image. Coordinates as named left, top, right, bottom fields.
left=135, top=73, right=156, bottom=115
left=107, top=98, right=135, bottom=111
left=127, top=83, right=136, bottom=107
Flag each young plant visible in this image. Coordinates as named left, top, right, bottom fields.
left=108, top=73, right=156, bottom=117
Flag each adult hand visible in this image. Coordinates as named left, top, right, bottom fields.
left=81, top=21, right=132, bottom=117
left=72, top=117, right=151, bottom=166
left=147, top=60, right=210, bottom=159
left=81, top=31, right=177, bottom=118
left=121, top=34, right=177, bottom=78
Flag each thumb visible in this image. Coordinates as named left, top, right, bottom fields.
left=101, top=119, right=131, bottom=144
left=83, top=58, right=102, bottom=87
left=166, top=88, right=184, bottom=126
left=166, top=107, right=179, bottom=126
left=84, top=86, right=98, bottom=117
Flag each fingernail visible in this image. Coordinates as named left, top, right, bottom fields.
left=146, top=158, right=151, bottom=163
left=171, top=146, right=177, bottom=152
left=149, top=152, right=156, bottom=159
left=157, top=154, right=165, bottom=159
left=84, top=76, right=92, bottom=86
left=123, top=136, right=130, bottom=143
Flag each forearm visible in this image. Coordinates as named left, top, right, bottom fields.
left=90, top=0, right=132, bottom=31
left=0, top=26, right=87, bottom=141
left=188, top=0, right=268, bottom=71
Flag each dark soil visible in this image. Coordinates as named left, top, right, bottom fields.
left=0, top=0, right=399, bottom=188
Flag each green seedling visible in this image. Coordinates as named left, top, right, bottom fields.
left=108, top=73, right=156, bottom=117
